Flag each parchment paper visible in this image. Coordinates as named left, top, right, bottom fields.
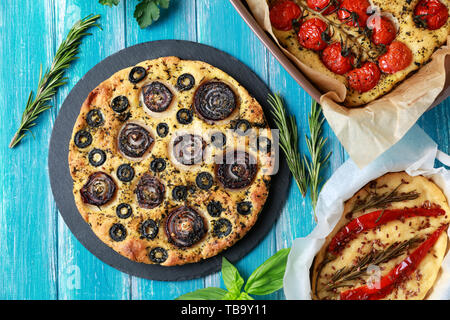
left=283, top=125, right=450, bottom=300
left=245, top=0, right=450, bottom=168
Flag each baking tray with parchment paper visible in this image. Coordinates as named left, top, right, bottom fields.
left=229, top=0, right=450, bottom=109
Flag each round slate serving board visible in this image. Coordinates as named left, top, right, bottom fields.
left=48, top=40, right=290, bottom=281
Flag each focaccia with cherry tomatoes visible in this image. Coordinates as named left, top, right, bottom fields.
left=269, top=0, right=449, bottom=107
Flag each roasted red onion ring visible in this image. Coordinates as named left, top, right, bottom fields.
left=194, top=81, right=236, bottom=121
left=80, top=172, right=117, bottom=206
left=118, top=123, right=154, bottom=158
left=142, top=82, right=173, bottom=113
left=165, top=206, right=206, bottom=247
left=216, top=151, right=257, bottom=189
left=135, top=174, right=165, bottom=209
left=173, top=134, right=206, bottom=165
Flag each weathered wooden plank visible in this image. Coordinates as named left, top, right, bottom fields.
left=0, top=0, right=58, bottom=300
left=52, top=0, right=131, bottom=300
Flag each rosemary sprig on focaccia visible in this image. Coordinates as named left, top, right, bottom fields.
left=324, top=237, right=422, bottom=291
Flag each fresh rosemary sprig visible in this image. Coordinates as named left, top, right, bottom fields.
left=331, top=240, right=418, bottom=288
left=325, top=237, right=421, bottom=291
left=9, top=14, right=101, bottom=148
left=304, top=100, right=331, bottom=212
left=349, top=182, right=420, bottom=216
left=268, top=93, right=308, bottom=197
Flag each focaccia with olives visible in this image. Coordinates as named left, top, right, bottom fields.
left=68, top=56, right=274, bottom=266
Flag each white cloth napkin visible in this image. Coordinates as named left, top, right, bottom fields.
left=283, top=124, right=450, bottom=300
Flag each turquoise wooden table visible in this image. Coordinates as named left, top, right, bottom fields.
left=0, top=0, right=448, bottom=300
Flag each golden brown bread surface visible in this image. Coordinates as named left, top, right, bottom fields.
left=68, top=56, right=273, bottom=266
left=312, top=172, right=450, bottom=300
left=270, top=0, right=449, bottom=107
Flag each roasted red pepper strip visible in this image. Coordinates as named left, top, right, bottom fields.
left=340, top=225, right=448, bottom=300
left=328, top=208, right=445, bottom=255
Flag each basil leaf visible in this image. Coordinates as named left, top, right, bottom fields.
left=221, top=291, right=240, bottom=300
left=244, top=248, right=291, bottom=295
left=221, top=257, right=244, bottom=295
left=175, top=287, right=228, bottom=300
left=238, top=292, right=254, bottom=300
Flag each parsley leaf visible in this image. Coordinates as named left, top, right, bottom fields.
left=134, top=0, right=170, bottom=29
left=99, top=0, right=120, bottom=7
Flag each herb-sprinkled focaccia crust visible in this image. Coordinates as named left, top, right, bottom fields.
left=68, top=56, right=273, bottom=266
left=270, top=0, right=449, bottom=107
left=312, top=172, right=450, bottom=300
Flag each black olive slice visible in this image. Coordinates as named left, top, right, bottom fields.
left=80, top=172, right=116, bottom=206
left=196, top=172, right=213, bottom=190
left=140, top=219, right=159, bottom=240
left=116, top=164, right=135, bottom=182
left=88, top=149, right=106, bottom=167
left=212, top=218, right=232, bottom=238
left=142, top=82, right=173, bottom=113
left=86, top=109, right=104, bottom=127
left=129, top=66, right=147, bottom=84
left=194, top=81, right=236, bottom=121
left=149, top=247, right=168, bottom=264
left=216, top=151, right=257, bottom=189
left=74, top=130, right=92, bottom=148
left=150, top=158, right=166, bottom=172
left=211, top=132, right=226, bottom=148
left=237, top=201, right=252, bottom=215
left=116, top=203, right=132, bottom=219
left=156, top=122, right=169, bottom=137
left=118, top=123, right=154, bottom=158
left=109, top=223, right=127, bottom=242
left=111, top=95, right=129, bottom=113
left=173, top=134, right=206, bottom=165
left=176, top=108, right=193, bottom=124
left=234, top=119, right=251, bottom=136
left=135, top=173, right=165, bottom=209
left=172, top=186, right=188, bottom=201
left=207, top=201, right=224, bottom=217
left=176, top=73, right=195, bottom=91
left=165, top=206, right=206, bottom=247
left=257, top=136, right=272, bottom=153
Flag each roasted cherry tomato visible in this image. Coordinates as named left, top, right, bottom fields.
left=298, top=18, right=329, bottom=51
left=414, top=0, right=449, bottom=30
left=337, top=0, right=371, bottom=27
left=321, top=42, right=354, bottom=74
left=378, top=41, right=413, bottom=74
left=347, top=62, right=381, bottom=93
left=307, top=0, right=340, bottom=15
left=367, top=16, right=397, bottom=45
left=269, top=0, right=302, bottom=31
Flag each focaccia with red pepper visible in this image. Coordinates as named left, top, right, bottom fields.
left=311, top=172, right=450, bottom=300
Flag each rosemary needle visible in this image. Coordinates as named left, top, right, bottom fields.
left=268, top=93, right=308, bottom=196
left=305, top=100, right=331, bottom=212
left=9, top=14, right=101, bottom=148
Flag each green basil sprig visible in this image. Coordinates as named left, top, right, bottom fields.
left=176, top=248, right=291, bottom=300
